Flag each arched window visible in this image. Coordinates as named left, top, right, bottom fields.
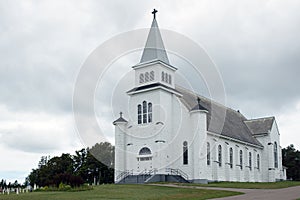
left=150, top=71, right=154, bottom=81
left=249, top=152, right=252, bottom=170
left=145, top=72, right=149, bottom=82
left=274, top=142, right=278, bottom=168
left=165, top=73, right=168, bottom=83
left=229, top=147, right=233, bottom=168
left=142, top=101, right=147, bottom=123
left=257, top=154, right=260, bottom=170
left=183, top=141, right=188, bottom=165
left=139, top=74, right=144, bottom=83
left=148, top=103, right=152, bottom=123
left=138, top=101, right=153, bottom=124
left=169, top=74, right=172, bottom=84
left=218, top=145, right=222, bottom=167
left=139, top=147, right=152, bottom=155
left=240, top=150, right=243, bottom=170
left=161, top=72, right=165, bottom=81
left=137, top=104, right=142, bottom=124
left=207, top=142, right=210, bottom=165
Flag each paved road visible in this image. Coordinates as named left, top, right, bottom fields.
left=152, top=184, right=300, bottom=200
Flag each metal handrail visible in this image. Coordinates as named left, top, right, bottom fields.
left=116, top=170, right=132, bottom=182
left=165, top=168, right=188, bottom=180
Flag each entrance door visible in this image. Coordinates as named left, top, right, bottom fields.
left=137, top=147, right=153, bottom=173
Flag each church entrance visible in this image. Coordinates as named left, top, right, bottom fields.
left=137, top=147, right=153, bottom=173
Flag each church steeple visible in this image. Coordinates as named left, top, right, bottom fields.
left=140, top=9, right=170, bottom=64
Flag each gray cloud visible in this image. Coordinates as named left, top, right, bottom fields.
left=0, top=0, right=300, bottom=182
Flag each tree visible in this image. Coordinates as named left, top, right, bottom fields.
left=89, top=142, right=115, bottom=169
left=27, top=142, right=115, bottom=187
left=282, top=144, right=300, bottom=180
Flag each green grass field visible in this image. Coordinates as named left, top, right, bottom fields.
left=0, top=184, right=241, bottom=200
left=174, top=181, right=300, bottom=189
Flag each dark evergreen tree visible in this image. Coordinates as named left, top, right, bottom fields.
left=282, top=144, right=300, bottom=180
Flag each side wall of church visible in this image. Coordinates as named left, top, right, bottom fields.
left=205, top=134, right=263, bottom=182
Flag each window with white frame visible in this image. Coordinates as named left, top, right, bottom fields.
left=137, top=104, right=142, bottom=124
left=161, top=71, right=172, bottom=85
left=139, top=74, right=144, bottom=83
left=240, top=150, right=243, bottom=170
left=138, top=101, right=152, bottom=124
left=183, top=141, right=188, bottom=165
left=150, top=71, right=154, bottom=81
left=274, top=142, right=278, bottom=168
left=207, top=142, right=211, bottom=165
left=257, top=154, right=260, bottom=170
left=229, top=147, right=233, bottom=168
left=148, top=103, right=152, bottom=123
left=145, top=72, right=149, bottom=82
left=218, top=145, right=222, bottom=167
left=249, top=152, right=252, bottom=170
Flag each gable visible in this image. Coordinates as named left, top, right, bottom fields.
left=244, top=117, right=275, bottom=136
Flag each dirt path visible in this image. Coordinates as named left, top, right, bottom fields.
left=151, top=184, right=300, bottom=200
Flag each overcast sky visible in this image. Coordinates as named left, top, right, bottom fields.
left=1, top=0, right=300, bottom=183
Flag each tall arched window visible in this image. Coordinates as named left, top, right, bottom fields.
left=145, top=72, right=149, bottom=82
left=274, top=142, right=278, bottom=168
left=169, top=74, right=172, bottom=84
left=148, top=103, right=152, bottom=123
left=137, top=104, right=142, bottom=124
left=139, top=74, right=144, bottom=83
left=142, top=101, right=147, bottom=123
left=249, top=152, right=252, bottom=170
left=161, top=72, right=165, bottom=81
left=138, top=101, right=153, bottom=124
left=257, top=154, right=260, bottom=170
left=240, top=150, right=243, bottom=170
left=229, top=147, right=233, bottom=168
left=218, top=145, right=222, bottom=167
left=150, top=71, right=154, bottom=81
left=207, top=142, right=211, bottom=165
left=183, top=141, right=188, bottom=165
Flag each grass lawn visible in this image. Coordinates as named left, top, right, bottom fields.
left=0, top=184, right=242, bottom=200
left=171, top=181, right=300, bottom=189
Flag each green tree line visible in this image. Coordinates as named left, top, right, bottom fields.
left=27, top=142, right=114, bottom=187
left=282, top=144, right=300, bottom=181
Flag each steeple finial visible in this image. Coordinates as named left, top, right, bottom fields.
left=152, top=8, right=158, bottom=19
left=119, top=112, right=123, bottom=118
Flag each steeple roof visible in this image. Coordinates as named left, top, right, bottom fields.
left=140, top=10, right=169, bottom=64
left=113, top=112, right=128, bottom=125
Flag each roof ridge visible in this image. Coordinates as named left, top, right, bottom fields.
left=175, top=85, right=247, bottom=119
left=245, top=116, right=275, bottom=122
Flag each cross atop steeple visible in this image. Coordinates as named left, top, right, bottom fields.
left=152, top=8, right=158, bottom=19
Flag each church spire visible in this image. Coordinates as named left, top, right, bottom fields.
left=140, top=9, right=170, bottom=64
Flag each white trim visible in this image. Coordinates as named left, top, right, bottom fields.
left=127, top=85, right=183, bottom=97
left=132, top=59, right=177, bottom=71
left=190, top=110, right=208, bottom=114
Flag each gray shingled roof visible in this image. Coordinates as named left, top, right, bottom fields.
left=245, top=117, right=275, bottom=135
left=113, top=116, right=128, bottom=125
left=176, top=86, right=264, bottom=147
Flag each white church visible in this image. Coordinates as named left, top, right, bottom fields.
left=113, top=10, right=287, bottom=184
